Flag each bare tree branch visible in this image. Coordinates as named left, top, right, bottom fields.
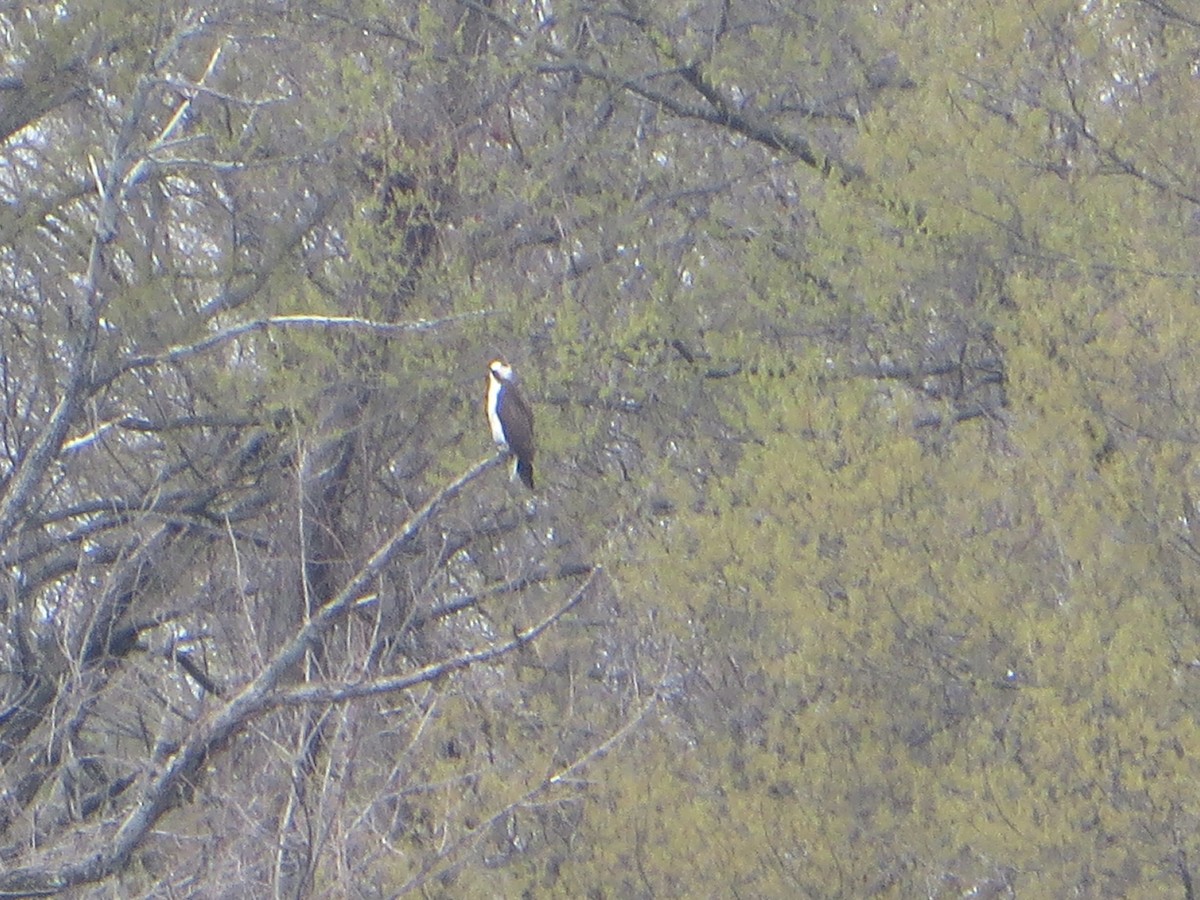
left=0, top=453, right=537, bottom=895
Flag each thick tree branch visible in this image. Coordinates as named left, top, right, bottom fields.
left=114, top=310, right=496, bottom=377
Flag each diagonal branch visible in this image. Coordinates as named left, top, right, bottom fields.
left=277, top=566, right=597, bottom=706
left=395, top=640, right=664, bottom=895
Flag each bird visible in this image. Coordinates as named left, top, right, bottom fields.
left=486, top=358, right=535, bottom=489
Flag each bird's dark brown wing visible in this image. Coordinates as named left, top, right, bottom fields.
left=499, top=384, right=535, bottom=489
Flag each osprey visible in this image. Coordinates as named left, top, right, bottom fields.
left=486, top=358, right=535, bottom=490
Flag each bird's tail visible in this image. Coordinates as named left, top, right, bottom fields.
left=514, top=457, right=534, bottom=491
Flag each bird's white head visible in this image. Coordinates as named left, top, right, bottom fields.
left=488, top=359, right=514, bottom=382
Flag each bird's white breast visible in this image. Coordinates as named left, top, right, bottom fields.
left=487, top=376, right=508, bottom=447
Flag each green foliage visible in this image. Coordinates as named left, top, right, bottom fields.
left=530, top=1, right=1200, bottom=895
